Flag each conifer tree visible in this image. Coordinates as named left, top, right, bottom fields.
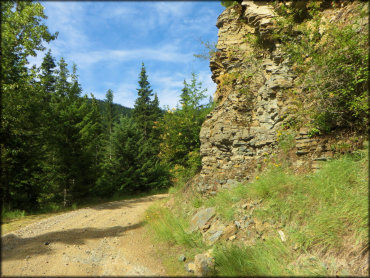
left=133, top=63, right=154, bottom=139
left=40, top=49, right=57, bottom=94
left=47, top=60, right=92, bottom=205
left=159, top=73, right=211, bottom=174
left=1, top=1, right=57, bottom=210
left=104, top=89, right=114, bottom=160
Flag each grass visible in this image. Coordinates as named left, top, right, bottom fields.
left=1, top=209, right=26, bottom=220
left=145, top=203, right=205, bottom=249
left=150, top=143, right=368, bottom=276
left=213, top=239, right=296, bottom=276
left=207, top=145, right=368, bottom=275
left=145, top=200, right=209, bottom=275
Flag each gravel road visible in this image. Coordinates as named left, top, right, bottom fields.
left=1, top=194, right=168, bottom=276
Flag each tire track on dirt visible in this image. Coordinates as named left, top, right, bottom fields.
left=1, top=194, right=168, bottom=276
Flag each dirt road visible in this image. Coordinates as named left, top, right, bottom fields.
left=1, top=194, right=168, bottom=276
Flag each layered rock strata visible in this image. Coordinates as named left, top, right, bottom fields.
left=196, top=1, right=364, bottom=194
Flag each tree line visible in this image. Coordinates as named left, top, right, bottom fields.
left=1, top=1, right=213, bottom=212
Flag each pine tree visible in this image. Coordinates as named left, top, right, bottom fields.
left=96, top=117, right=142, bottom=196
left=40, top=49, right=57, bottom=94
left=104, top=89, right=114, bottom=160
left=47, top=60, right=93, bottom=205
left=133, top=63, right=154, bottom=139
left=159, top=73, right=211, bottom=175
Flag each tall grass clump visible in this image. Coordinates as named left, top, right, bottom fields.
left=213, top=238, right=295, bottom=276
left=204, top=190, right=237, bottom=221
left=245, top=147, right=368, bottom=253
left=146, top=204, right=205, bottom=248
left=1, top=209, right=26, bottom=222
left=302, top=153, right=368, bottom=252
left=207, top=145, right=367, bottom=275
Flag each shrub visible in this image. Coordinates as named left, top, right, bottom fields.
left=276, top=3, right=368, bottom=132
left=220, top=1, right=240, bottom=9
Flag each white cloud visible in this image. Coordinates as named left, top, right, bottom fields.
left=114, top=82, right=137, bottom=108
left=158, top=88, right=183, bottom=109
left=100, top=5, right=135, bottom=19
left=153, top=2, right=191, bottom=25
left=197, top=71, right=217, bottom=99
left=27, top=50, right=45, bottom=69
left=25, top=1, right=221, bottom=109
left=149, top=70, right=216, bottom=109
left=68, top=45, right=193, bottom=68
left=43, top=2, right=89, bottom=53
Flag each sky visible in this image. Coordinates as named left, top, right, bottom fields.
left=28, top=1, right=225, bottom=109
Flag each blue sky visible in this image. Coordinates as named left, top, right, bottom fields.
left=28, top=1, right=225, bottom=108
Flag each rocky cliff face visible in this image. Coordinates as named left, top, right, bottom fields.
left=195, top=1, right=366, bottom=194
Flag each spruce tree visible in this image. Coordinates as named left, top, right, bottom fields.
left=104, top=89, right=114, bottom=160
left=47, top=60, right=92, bottom=205
left=40, top=49, right=56, bottom=94
left=159, top=73, right=211, bottom=174
left=133, top=63, right=154, bottom=139
left=130, top=63, right=170, bottom=191
left=1, top=1, right=57, bottom=210
left=55, top=58, right=69, bottom=97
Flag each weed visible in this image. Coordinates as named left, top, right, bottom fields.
left=308, top=127, right=320, bottom=137
left=205, top=190, right=237, bottom=221
left=277, top=130, right=296, bottom=153
left=192, top=197, right=203, bottom=209
left=146, top=204, right=206, bottom=248
left=205, top=144, right=368, bottom=275
left=213, top=239, right=294, bottom=276
left=1, top=209, right=26, bottom=221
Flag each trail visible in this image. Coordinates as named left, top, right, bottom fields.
left=1, top=194, right=168, bottom=276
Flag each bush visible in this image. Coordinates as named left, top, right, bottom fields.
left=277, top=3, right=368, bottom=132
left=220, top=1, right=240, bottom=8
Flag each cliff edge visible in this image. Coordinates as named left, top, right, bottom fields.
left=195, top=1, right=367, bottom=194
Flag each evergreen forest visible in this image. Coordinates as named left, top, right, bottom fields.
left=1, top=1, right=213, bottom=213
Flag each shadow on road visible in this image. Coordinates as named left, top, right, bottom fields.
left=1, top=222, right=143, bottom=261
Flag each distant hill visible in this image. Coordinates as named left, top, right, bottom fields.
left=88, top=98, right=133, bottom=119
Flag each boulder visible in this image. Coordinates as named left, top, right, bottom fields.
left=207, top=230, right=224, bottom=245
left=189, top=207, right=216, bottom=232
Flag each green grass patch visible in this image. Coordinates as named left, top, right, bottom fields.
left=145, top=144, right=368, bottom=276
left=213, top=238, right=331, bottom=276
left=205, top=145, right=368, bottom=275
left=213, top=238, right=297, bottom=276
left=1, top=209, right=26, bottom=222
left=206, top=148, right=368, bottom=254
left=146, top=204, right=206, bottom=249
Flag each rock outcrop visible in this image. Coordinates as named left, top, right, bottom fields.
left=195, top=1, right=366, bottom=193
left=197, top=2, right=292, bottom=192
